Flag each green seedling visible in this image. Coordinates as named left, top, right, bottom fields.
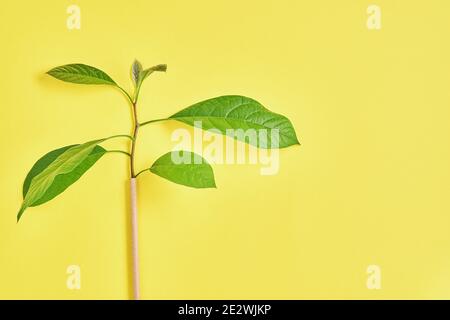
left=17, top=60, right=299, bottom=299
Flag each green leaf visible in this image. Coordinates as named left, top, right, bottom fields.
left=131, top=60, right=143, bottom=87
left=22, top=145, right=106, bottom=204
left=138, top=64, right=167, bottom=86
left=169, top=95, right=299, bottom=148
left=47, top=64, right=117, bottom=85
left=149, top=151, right=216, bottom=189
left=17, top=140, right=107, bottom=221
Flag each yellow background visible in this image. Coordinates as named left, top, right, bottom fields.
left=1, top=0, right=450, bottom=299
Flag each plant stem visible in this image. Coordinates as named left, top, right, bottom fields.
left=130, top=101, right=140, bottom=178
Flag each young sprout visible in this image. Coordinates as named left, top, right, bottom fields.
left=17, top=60, right=299, bottom=299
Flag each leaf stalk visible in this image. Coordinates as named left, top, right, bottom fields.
left=106, top=150, right=132, bottom=157
left=139, top=118, right=167, bottom=127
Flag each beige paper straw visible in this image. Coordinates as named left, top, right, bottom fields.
left=130, top=178, right=140, bottom=300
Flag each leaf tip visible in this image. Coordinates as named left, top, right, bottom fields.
left=154, top=64, right=167, bottom=72
left=210, top=177, right=217, bottom=188
left=289, top=135, right=301, bottom=147
left=16, top=205, right=26, bottom=223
